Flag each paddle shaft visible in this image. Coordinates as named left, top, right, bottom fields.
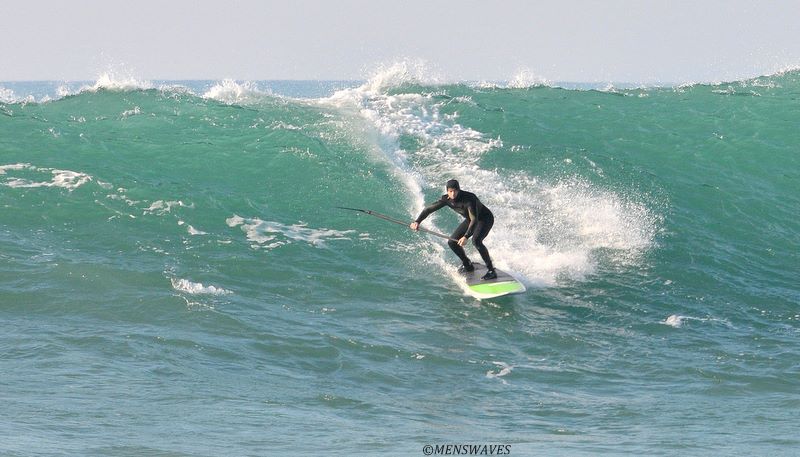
left=336, top=207, right=459, bottom=243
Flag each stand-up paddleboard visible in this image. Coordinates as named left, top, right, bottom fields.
left=336, top=207, right=526, bottom=299
left=463, top=263, right=526, bottom=299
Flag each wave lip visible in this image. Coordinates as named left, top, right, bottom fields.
left=202, top=79, right=272, bottom=105
left=359, top=59, right=445, bottom=93
left=87, top=71, right=153, bottom=92
left=475, top=68, right=553, bottom=89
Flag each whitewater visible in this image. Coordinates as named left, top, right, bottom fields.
left=1, top=65, right=799, bottom=455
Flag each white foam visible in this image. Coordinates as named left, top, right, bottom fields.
left=1, top=164, right=92, bottom=191
left=51, top=170, right=92, bottom=190
left=490, top=174, right=659, bottom=285
left=506, top=68, right=552, bottom=89
left=664, top=314, right=686, bottom=327
left=0, top=70, right=156, bottom=104
left=202, top=79, right=271, bottom=105
left=87, top=71, right=153, bottom=92
left=56, top=85, right=74, bottom=99
left=663, top=314, right=734, bottom=328
left=226, top=215, right=355, bottom=250
left=0, top=163, right=32, bottom=174
left=1, top=86, right=16, bottom=103
left=185, top=223, right=208, bottom=236
left=171, top=278, right=231, bottom=295
left=474, top=68, right=555, bottom=90
left=143, top=200, right=193, bottom=215
left=361, top=59, right=444, bottom=93
left=120, top=106, right=142, bottom=118
left=486, top=361, right=514, bottom=384
left=67, top=67, right=187, bottom=100
left=323, top=61, right=497, bottom=216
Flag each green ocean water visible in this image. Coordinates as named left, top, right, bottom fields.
left=1, top=69, right=799, bottom=456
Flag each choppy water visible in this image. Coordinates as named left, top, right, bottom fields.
left=2, top=65, right=799, bottom=455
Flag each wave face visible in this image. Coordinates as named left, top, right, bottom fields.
left=2, top=69, right=799, bottom=455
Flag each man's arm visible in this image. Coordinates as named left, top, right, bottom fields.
left=463, top=201, right=479, bottom=238
left=414, top=198, right=447, bottom=224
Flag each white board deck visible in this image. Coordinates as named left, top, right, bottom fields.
left=463, top=263, right=526, bottom=299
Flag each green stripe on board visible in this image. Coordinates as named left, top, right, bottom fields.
left=468, top=281, right=525, bottom=295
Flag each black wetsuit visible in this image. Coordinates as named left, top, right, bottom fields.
left=415, top=190, right=494, bottom=270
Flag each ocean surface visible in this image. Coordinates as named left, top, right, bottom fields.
left=2, top=65, right=799, bottom=456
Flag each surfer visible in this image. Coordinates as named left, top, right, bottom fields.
left=410, top=179, right=497, bottom=280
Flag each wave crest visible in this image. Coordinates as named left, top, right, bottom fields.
left=202, top=79, right=272, bottom=104
left=87, top=71, right=153, bottom=92
left=360, top=60, right=444, bottom=93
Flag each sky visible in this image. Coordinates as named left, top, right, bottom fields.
left=2, top=0, right=800, bottom=83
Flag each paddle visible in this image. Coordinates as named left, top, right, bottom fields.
left=336, top=207, right=458, bottom=242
